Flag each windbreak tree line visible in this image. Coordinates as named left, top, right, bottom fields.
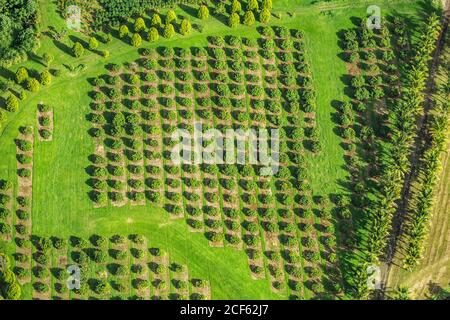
left=0, top=0, right=40, bottom=67
left=93, top=0, right=203, bottom=29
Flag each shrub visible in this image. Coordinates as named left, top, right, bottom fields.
left=228, top=13, right=240, bottom=28
left=26, top=78, right=40, bottom=92
left=15, top=67, right=28, bottom=84
left=17, top=196, right=30, bottom=207
left=5, top=94, right=19, bottom=112
left=163, top=23, right=175, bottom=38
left=39, top=70, right=52, bottom=86
left=259, top=9, right=271, bottom=23
left=166, top=10, right=177, bottom=24
left=72, top=42, right=85, bottom=58
left=88, top=36, right=99, bottom=50
left=148, top=27, right=159, bottom=42
left=134, top=17, right=146, bottom=32
left=34, top=282, right=49, bottom=293
left=40, top=129, right=52, bottom=139
left=198, top=5, right=209, bottom=20
left=231, top=0, right=242, bottom=13
left=179, top=19, right=191, bottom=36
left=243, top=11, right=256, bottom=26
left=131, top=33, right=142, bottom=47
left=119, top=25, right=129, bottom=38
left=0, top=222, right=11, bottom=234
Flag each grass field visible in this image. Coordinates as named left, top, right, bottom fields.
left=0, top=0, right=431, bottom=299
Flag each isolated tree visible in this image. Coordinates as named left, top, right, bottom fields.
left=243, top=11, right=256, bottom=26
left=131, top=33, right=142, bottom=47
left=102, top=50, right=109, bottom=58
left=166, top=9, right=177, bottom=24
left=119, top=25, right=129, bottom=38
left=5, top=94, right=19, bottom=112
left=88, top=36, right=99, bottom=50
left=72, top=42, right=84, bottom=58
left=228, top=13, right=240, bottom=28
left=179, top=19, right=192, bottom=36
left=26, top=78, right=40, bottom=92
left=148, top=27, right=159, bottom=42
left=198, top=5, right=209, bottom=20
left=163, top=23, right=175, bottom=39
left=40, top=70, right=52, bottom=86
left=15, top=67, right=28, bottom=84
left=134, top=17, right=146, bottom=32
left=247, top=0, right=259, bottom=11
left=151, top=13, right=162, bottom=27
left=42, top=53, right=54, bottom=67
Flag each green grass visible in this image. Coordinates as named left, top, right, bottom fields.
left=0, top=0, right=427, bottom=299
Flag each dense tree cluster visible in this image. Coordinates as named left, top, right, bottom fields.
left=401, top=15, right=448, bottom=270
left=0, top=0, right=39, bottom=67
left=337, top=11, right=444, bottom=298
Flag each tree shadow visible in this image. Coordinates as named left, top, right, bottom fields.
left=69, top=35, right=88, bottom=48
left=53, top=40, right=72, bottom=56
left=27, top=52, right=47, bottom=68
left=178, top=4, right=198, bottom=19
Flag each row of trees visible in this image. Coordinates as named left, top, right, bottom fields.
left=353, top=13, right=440, bottom=265
left=0, top=179, right=13, bottom=236
left=227, top=0, right=272, bottom=27
left=0, top=253, right=21, bottom=299
left=15, top=67, right=53, bottom=91
left=118, top=12, right=192, bottom=46
left=343, top=13, right=442, bottom=298
left=402, top=21, right=449, bottom=270
left=338, top=16, right=411, bottom=298
left=91, top=0, right=203, bottom=29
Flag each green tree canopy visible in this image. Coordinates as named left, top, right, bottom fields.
left=72, top=42, right=85, bottom=58
left=179, top=19, right=192, bottom=36
left=148, top=27, right=159, bottom=42
left=243, top=11, right=256, bottom=26
left=119, top=25, right=129, bottom=38
left=198, top=5, right=210, bottom=20
left=88, top=36, right=99, bottom=50
left=228, top=13, right=240, bottom=28
left=151, top=13, right=162, bottom=27
left=166, top=10, right=177, bottom=24
left=40, top=70, right=52, bottom=86
left=15, top=67, right=28, bottom=84
left=131, top=33, right=142, bottom=47
left=134, top=17, right=146, bottom=32
left=163, top=23, right=175, bottom=39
